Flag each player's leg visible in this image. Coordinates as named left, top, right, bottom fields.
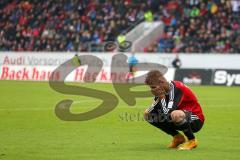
left=144, top=109, right=186, bottom=148
left=126, top=65, right=134, bottom=83
left=144, top=109, right=179, bottom=136
left=170, top=110, right=203, bottom=150
left=171, top=110, right=195, bottom=140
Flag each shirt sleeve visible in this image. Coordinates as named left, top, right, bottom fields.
left=165, top=82, right=183, bottom=114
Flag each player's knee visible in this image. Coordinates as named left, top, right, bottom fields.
left=171, top=110, right=186, bottom=124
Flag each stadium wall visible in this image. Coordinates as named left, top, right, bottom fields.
left=0, top=52, right=239, bottom=86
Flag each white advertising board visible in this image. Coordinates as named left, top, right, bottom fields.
left=0, top=65, right=175, bottom=82
left=1, top=52, right=240, bottom=69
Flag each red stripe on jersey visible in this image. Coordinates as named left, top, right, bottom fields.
left=172, top=81, right=205, bottom=122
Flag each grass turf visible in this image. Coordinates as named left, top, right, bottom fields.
left=0, top=81, right=240, bottom=160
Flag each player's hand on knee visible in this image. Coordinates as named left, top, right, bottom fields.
left=171, top=110, right=186, bottom=124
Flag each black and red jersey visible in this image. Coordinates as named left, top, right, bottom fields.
left=148, top=81, right=205, bottom=122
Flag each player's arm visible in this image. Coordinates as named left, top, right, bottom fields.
left=166, top=84, right=183, bottom=114
left=146, top=96, right=159, bottom=112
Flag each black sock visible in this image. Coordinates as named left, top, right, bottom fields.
left=177, top=122, right=195, bottom=140
left=183, top=129, right=195, bottom=140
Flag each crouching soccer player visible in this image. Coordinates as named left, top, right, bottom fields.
left=144, top=70, right=205, bottom=150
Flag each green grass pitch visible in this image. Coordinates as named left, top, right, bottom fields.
left=0, top=81, right=240, bottom=160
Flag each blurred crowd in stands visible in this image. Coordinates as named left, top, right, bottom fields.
left=145, top=0, right=240, bottom=53
left=0, top=0, right=240, bottom=53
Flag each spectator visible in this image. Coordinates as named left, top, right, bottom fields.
left=127, top=53, right=138, bottom=82
left=144, top=9, right=153, bottom=22
left=172, top=54, right=182, bottom=68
